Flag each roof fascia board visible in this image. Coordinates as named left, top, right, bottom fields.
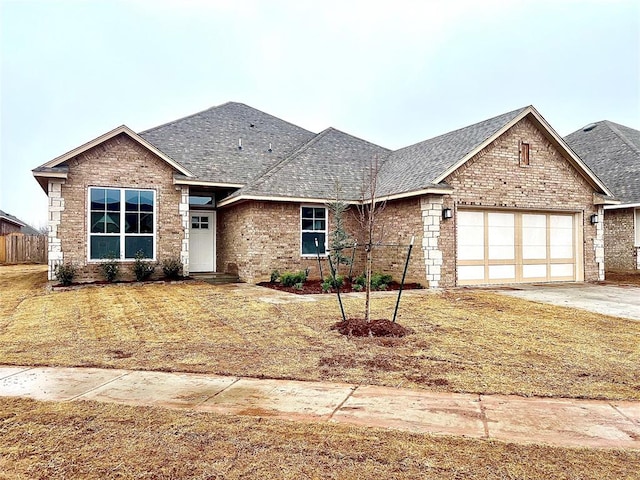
left=431, top=107, right=614, bottom=197
left=217, top=186, right=453, bottom=208
left=0, top=215, right=25, bottom=227
left=604, top=202, right=640, bottom=210
left=173, top=177, right=244, bottom=188
left=362, top=186, right=453, bottom=204
left=40, top=125, right=193, bottom=177
left=32, top=170, right=68, bottom=179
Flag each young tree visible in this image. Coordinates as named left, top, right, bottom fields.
left=327, top=182, right=352, bottom=278
left=356, top=156, right=386, bottom=322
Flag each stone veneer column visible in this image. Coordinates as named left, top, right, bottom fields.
left=179, top=186, right=190, bottom=276
left=420, top=195, right=444, bottom=288
left=47, top=179, right=65, bottom=280
left=593, top=206, right=605, bottom=281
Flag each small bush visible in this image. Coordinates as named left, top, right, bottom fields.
left=321, top=280, right=332, bottom=293
left=132, top=251, right=155, bottom=282
left=99, top=253, right=119, bottom=283
left=354, top=272, right=393, bottom=290
left=352, top=283, right=363, bottom=292
left=161, top=257, right=183, bottom=280
left=323, top=274, right=344, bottom=291
left=294, top=282, right=304, bottom=290
left=54, top=263, right=76, bottom=286
left=270, top=270, right=280, bottom=283
left=279, top=270, right=307, bottom=287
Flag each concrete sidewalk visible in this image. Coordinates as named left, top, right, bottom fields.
left=1, top=365, right=638, bottom=450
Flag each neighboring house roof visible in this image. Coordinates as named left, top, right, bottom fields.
left=0, top=210, right=41, bottom=235
left=565, top=121, right=640, bottom=205
left=139, top=102, right=317, bottom=186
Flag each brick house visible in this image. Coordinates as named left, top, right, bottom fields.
left=565, top=122, right=639, bottom=272
left=33, top=102, right=616, bottom=286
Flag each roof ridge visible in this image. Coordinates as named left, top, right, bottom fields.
left=322, top=126, right=391, bottom=152
left=138, top=102, right=234, bottom=135
left=228, top=129, right=334, bottom=196
left=392, top=106, right=529, bottom=154
left=139, top=101, right=316, bottom=136
left=604, top=120, right=640, bottom=155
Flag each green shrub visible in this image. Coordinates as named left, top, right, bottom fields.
left=354, top=274, right=367, bottom=287
left=371, top=272, right=393, bottom=290
left=54, top=263, right=76, bottom=286
left=352, top=283, right=363, bottom=292
left=279, top=270, right=307, bottom=287
left=321, top=274, right=344, bottom=293
left=132, top=251, right=155, bottom=282
left=161, top=257, right=183, bottom=280
left=270, top=270, right=280, bottom=283
left=294, top=282, right=304, bottom=290
left=99, top=253, right=119, bottom=283
left=353, top=272, right=392, bottom=290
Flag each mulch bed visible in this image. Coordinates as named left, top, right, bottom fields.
left=257, top=279, right=422, bottom=295
left=331, top=318, right=412, bottom=337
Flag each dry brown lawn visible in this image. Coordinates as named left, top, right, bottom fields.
left=1, top=397, right=637, bottom=480
left=1, top=264, right=639, bottom=400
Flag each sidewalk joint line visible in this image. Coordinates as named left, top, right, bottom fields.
left=610, top=402, right=638, bottom=425
left=327, top=384, right=359, bottom=421
left=193, top=376, right=242, bottom=407
left=0, top=366, right=34, bottom=380
left=478, top=394, right=490, bottom=439
left=68, top=371, right=132, bottom=401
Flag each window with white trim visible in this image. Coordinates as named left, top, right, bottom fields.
left=635, top=208, right=640, bottom=247
left=89, top=187, right=155, bottom=260
left=301, top=206, right=327, bottom=255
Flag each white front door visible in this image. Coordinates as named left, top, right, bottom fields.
left=189, top=211, right=216, bottom=272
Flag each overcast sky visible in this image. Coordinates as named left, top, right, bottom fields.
left=1, top=0, right=638, bottom=228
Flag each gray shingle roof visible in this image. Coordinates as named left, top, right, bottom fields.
left=565, top=121, right=640, bottom=204
left=139, top=102, right=317, bottom=185
left=231, top=127, right=391, bottom=201
left=376, top=107, right=529, bottom=197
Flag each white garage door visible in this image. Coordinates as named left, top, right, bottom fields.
left=457, top=210, right=579, bottom=285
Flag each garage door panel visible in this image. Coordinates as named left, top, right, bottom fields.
left=522, top=264, right=547, bottom=278
left=457, top=210, right=577, bottom=285
left=489, top=265, right=516, bottom=280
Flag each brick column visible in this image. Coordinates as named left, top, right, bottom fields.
left=420, top=195, right=444, bottom=288
left=179, top=186, right=190, bottom=276
left=47, top=179, right=65, bottom=280
left=593, top=206, right=605, bottom=281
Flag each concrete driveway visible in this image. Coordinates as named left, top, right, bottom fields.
left=495, top=283, right=640, bottom=321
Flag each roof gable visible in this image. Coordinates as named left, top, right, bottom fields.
left=377, top=106, right=613, bottom=199
left=35, top=125, right=193, bottom=177
left=565, top=121, right=640, bottom=204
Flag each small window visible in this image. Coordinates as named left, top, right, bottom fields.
left=301, top=206, right=327, bottom=255
left=191, top=215, right=209, bottom=230
left=520, top=142, right=530, bottom=166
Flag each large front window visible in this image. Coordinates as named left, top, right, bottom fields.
left=89, top=187, right=155, bottom=260
left=301, top=206, right=327, bottom=256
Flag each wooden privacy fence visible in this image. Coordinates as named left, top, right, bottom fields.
left=0, top=234, right=47, bottom=264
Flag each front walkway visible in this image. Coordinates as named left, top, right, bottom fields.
left=1, top=365, right=638, bottom=450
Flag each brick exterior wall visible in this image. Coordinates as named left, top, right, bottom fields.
left=604, top=207, right=639, bottom=271
left=52, top=134, right=184, bottom=282
left=439, top=116, right=601, bottom=287
left=217, top=198, right=425, bottom=284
